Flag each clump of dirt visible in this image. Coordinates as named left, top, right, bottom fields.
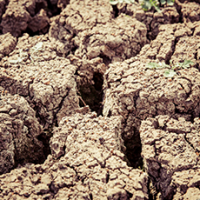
left=0, top=0, right=65, bottom=37
left=140, top=116, right=200, bottom=199
left=0, top=87, right=45, bottom=174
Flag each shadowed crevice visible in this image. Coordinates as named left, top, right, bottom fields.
left=78, top=72, right=103, bottom=116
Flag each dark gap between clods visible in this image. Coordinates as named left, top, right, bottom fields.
left=46, top=0, right=61, bottom=17
left=78, top=72, right=103, bottom=116
left=13, top=124, right=54, bottom=170
left=123, top=128, right=143, bottom=169
left=99, top=53, right=112, bottom=65
left=111, top=5, right=119, bottom=18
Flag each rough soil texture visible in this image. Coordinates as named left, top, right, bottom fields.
left=49, top=1, right=148, bottom=62
left=116, top=2, right=179, bottom=40
left=0, top=34, right=80, bottom=128
left=0, top=32, right=17, bottom=59
left=140, top=22, right=200, bottom=64
left=0, top=86, right=44, bottom=174
left=0, top=111, right=148, bottom=200
left=0, top=0, right=200, bottom=199
left=140, top=116, right=200, bottom=199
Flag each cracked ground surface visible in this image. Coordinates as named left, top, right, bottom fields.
left=0, top=111, right=148, bottom=200
left=140, top=116, right=200, bottom=199
left=0, top=0, right=200, bottom=199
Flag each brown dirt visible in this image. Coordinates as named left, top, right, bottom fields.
left=0, top=0, right=200, bottom=199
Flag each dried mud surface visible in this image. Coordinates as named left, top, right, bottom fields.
left=140, top=116, right=200, bottom=199
left=0, top=0, right=200, bottom=199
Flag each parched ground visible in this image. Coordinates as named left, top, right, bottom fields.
left=0, top=0, right=200, bottom=199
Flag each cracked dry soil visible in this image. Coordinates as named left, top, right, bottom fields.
left=0, top=0, right=200, bottom=199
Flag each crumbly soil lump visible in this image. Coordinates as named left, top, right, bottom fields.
left=0, top=34, right=79, bottom=128
left=116, top=2, right=179, bottom=40
left=0, top=86, right=44, bottom=175
left=102, top=22, right=200, bottom=168
left=0, top=112, right=148, bottom=200
left=1, top=0, right=50, bottom=37
left=103, top=56, right=200, bottom=135
left=140, top=115, right=200, bottom=199
left=140, top=22, right=200, bottom=64
left=0, top=32, right=17, bottom=60
left=103, top=22, right=200, bottom=137
left=49, top=0, right=148, bottom=62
